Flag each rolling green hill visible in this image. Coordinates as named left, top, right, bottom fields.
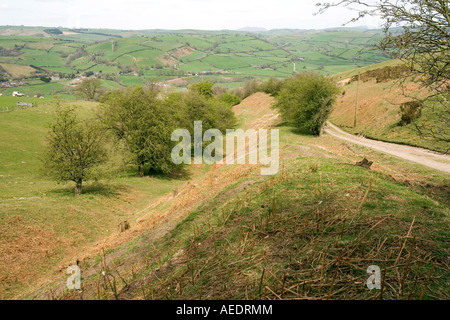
left=0, top=26, right=390, bottom=98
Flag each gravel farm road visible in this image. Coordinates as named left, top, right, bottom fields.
left=324, top=121, right=450, bottom=174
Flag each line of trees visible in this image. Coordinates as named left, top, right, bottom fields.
left=42, top=82, right=239, bottom=194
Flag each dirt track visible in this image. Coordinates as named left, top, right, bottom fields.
left=324, top=121, right=450, bottom=174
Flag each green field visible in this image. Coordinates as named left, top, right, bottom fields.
left=0, top=96, right=50, bottom=112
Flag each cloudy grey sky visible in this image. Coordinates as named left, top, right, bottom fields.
left=0, top=0, right=382, bottom=30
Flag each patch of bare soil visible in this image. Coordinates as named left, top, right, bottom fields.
left=169, top=46, right=194, bottom=59
left=165, top=78, right=189, bottom=86
left=337, top=77, right=352, bottom=86
left=157, top=54, right=178, bottom=67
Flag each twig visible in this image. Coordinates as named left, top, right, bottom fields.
left=395, top=217, right=415, bottom=265
left=419, top=261, right=436, bottom=300
left=358, top=179, right=373, bottom=214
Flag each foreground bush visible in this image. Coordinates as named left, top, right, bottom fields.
left=275, top=73, right=340, bottom=135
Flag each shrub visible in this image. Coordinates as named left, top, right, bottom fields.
left=275, top=73, right=340, bottom=135
left=100, top=87, right=178, bottom=176
left=188, top=81, right=214, bottom=98
left=399, top=101, right=422, bottom=126
left=40, top=76, right=51, bottom=83
left=220, top=92, right=241, bottom=106
left=180, top=91, right=237, bottom=134
left=258, top=77, right=283, bottom=96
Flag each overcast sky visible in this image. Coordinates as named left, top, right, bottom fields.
left=0, top=0, right=383, bottom=30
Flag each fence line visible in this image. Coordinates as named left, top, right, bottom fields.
left=0, top=103, right=37, bottom=113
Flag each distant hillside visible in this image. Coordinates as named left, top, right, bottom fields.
left=0, top=26, right=390, bottom=98
left=330, top=60, right=448, bottom=153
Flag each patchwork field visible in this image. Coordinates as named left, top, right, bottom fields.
left=0, top=26, right=390, bottom=98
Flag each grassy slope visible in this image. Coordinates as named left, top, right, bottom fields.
left=124, top=130, right=448, bottom=300
left=330, top=60, right=449, bottom=153
left=0, top=100, right=211, bottom=299
left=34, top=93, right=449, bottom=300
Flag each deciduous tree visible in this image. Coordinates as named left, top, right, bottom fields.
left=100, top=87, right=177, bottom=176
left=75, top=78, right=105, bottom=101
left=43, top=106, right=107, bottom=194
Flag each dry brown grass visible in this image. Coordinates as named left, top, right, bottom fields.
left=331, top=78, right=426, bottom=129
left=169, top=46, right=194, bottom=59
left=0, top=215, right=71, bottom=297
left=68, top=162, right=447, bottom=301
left=330, top=63, right=448, bottom=152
